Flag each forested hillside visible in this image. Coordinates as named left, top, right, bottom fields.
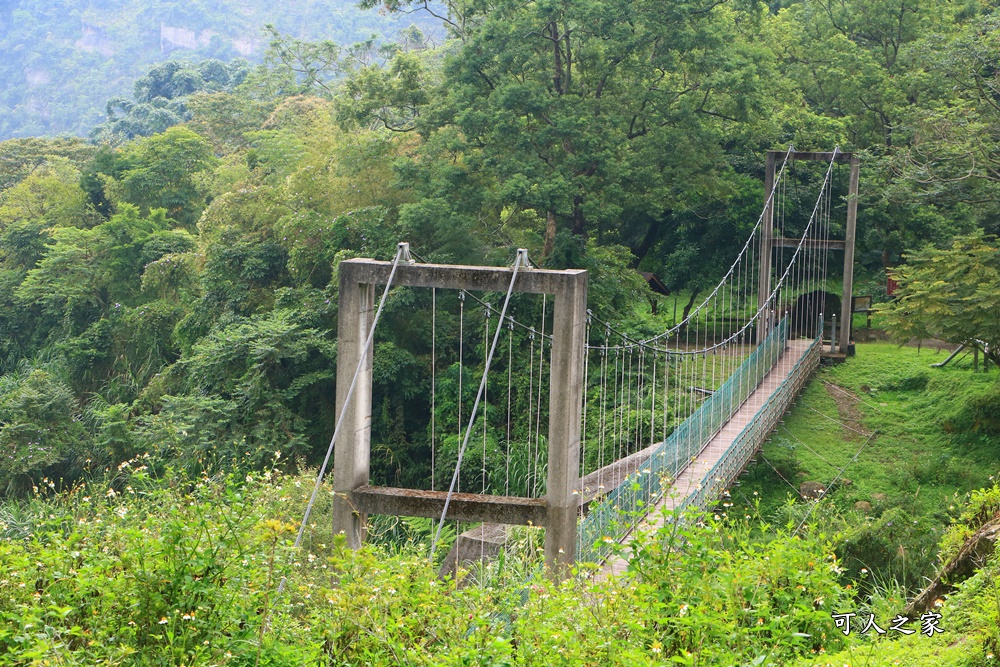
left=1, top=0, right=997, bottom=493
left=0, top=0, right=439, bottom=138
left=2, top=0, right=1000, bottom=663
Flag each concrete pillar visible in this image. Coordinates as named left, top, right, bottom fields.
left=332, top=265, right=375, bottom=548
left=757, top=151, right=776, bottom=345
left=544, top=270, right=587, bottom=578
left=839, top=155, right=860, bottom=355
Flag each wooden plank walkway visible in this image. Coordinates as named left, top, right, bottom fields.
left=601, top=339, right=815, bottom=577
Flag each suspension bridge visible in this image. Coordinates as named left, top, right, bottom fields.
left=298, top=148, right=860, bottom=579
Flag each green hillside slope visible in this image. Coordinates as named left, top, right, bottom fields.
left=0, top=0, right=438, bottom=139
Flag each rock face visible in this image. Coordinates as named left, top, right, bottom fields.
left=233, top=37, right=259, bottom=56
left=799, top=481, right=826, bottom=499
left=160, top=24, right=220, bottom=53
left=160, top=24, right=198, bottom=51
left=25, top=68, right=52, bottom=87
left=76, top=22, right=115, bottom=56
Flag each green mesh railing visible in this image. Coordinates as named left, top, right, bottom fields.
left=577, top=318, right=797, bottom=564
left=671, top=323, right=822, bottom=518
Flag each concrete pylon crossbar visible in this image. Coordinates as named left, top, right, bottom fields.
left=332, top=257, right=587, bottom=579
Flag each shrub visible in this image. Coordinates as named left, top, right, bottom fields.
left=0, top=366, right=87, bottom=494
left=837, top=506, right=941, bottom=594
left=0, top=470, right=857, bottom=666
left=0, top=466, right=321, bottom=666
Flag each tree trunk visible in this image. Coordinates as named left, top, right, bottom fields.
left=571, top=195, right=585, bottom=236
left=543, top=210, right=556, bottom=258
left=630, top=216, right=664, bottom=267
left=678, top=289, right=699, bottom=333
left=904, top=513, right=1000, bottom=617
left=550, top=21, right=563, bottom=95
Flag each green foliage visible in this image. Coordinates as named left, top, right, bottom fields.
left=940, top=499, right=1000, bottom=665
left=185, top=92, right=274, bottom=152
left=1, top=220, right=49, bottom=269
left=0, top=92, right=433, bottom=490
left=0, top=137, right=96, bottom=191
left=260, top=25, right=343, bottom=97
left=889, top=13, right=1000, bottom=217
left=92, top=58, right=252, bottom=143
left=970, top=386, right=1000, bottom=435
left=15, top=205, right=171, bottom=326
left=837, top=506, right=941, bottom=594
left=804, top=481, right=1000, bottom=666
left=0, top=158, right=97, bottom=230
left=0, top=0, right=442, bottom=140
left=625, top=514, right=854, bottom=663
left=878, top=233, right=1000, bottom=366
left=144, top=308, right=336, bottom=472
left=116, top=127, right=218, bottom=227
left=740, top=342, right=1000, bottom=601
left=386, top=0, right=769, bottom=262
left=1, top=19, right=1000, bottom=666
left=0, top=467, right=321, bottom=665
left=0, top=366, right=86, bottom=493
left=339, top=51, right=429, bottom=131
left=0, top=467, right=857, bottom=665
left=938, top=480, right=1000, bottom=563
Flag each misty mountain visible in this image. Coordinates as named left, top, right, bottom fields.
left=0, top=0, right=439, bottom=139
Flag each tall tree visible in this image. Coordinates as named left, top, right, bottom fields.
left=354, top=0, right=774, bottom=265
left=115, top=127, right=218, bottom=228
left=889, top=12, right=1000, bottom=235
left=878, top=232, right=1000, bottom=366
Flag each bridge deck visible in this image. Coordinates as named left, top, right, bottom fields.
left=602, top=338, right=815, bottom=577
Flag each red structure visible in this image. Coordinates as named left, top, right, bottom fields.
left=887, top=276, right=899, bottom=296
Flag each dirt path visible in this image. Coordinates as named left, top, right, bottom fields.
left=823, top=381, right=872, bottom=440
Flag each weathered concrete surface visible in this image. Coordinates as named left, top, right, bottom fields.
left=438, top=523, right=511, bottom=578
left=544, top=269, right=587, bottom=576
left=332, top=274, right=374, bottom=548
left=353, top=485, right=547, bottom=525
left=428, top=445, right=661, bottom=576
left=339, top=258, right=586, bottom=295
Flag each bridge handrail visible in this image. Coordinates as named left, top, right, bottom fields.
left=578, top=318, right=791, bottom=563
left=672, top=320, right=823, bottom=516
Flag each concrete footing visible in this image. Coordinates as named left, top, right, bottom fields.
left=438, top=523, right=510, bottom=578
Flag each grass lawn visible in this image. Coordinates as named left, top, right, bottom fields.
left=735, top=342, right=1000, bottom=591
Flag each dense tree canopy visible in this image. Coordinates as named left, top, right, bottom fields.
left=0, top=0, right=999, bottom=492
left=3, top=9, right=1000, bottom=667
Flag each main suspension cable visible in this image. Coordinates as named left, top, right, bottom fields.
left=277, top=241, right=408, bottom=595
